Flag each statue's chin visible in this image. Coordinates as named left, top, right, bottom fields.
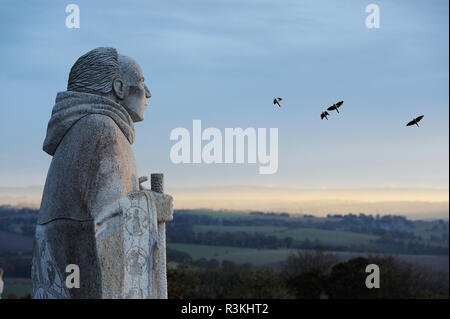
left=128, top=112, right=144, bottom=122
left=124, top=107, right=145, bottom=122
left=133, top=116, right=144, bottom=123
left=133, top=112, right=145, bottom=122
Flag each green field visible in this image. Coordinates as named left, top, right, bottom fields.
left=167, top=243, right=297, bottom=266
left=2, top=281, right=31, bottom=299
left=193, top=225, right=287, bottom=234
left=272, top=227, right=379, bottom=246
left=193, top=224, right=380, bottom=247
left=167, top=242, right=449, bottom=273
left=410, top=220, right=446, bottom=240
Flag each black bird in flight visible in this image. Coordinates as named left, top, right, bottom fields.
left=327, top=101, right=344, bottom=113
left=273, top=97, right=283, bottom=107
left=406, top=115, right=424, bottom=127
left=321, top=111, right=329, bottom=120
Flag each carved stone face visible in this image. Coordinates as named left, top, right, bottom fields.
left=118, top=55, right=151, bottom=122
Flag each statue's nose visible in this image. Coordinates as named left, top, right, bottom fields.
left=145, top=85, right=151, bottom=99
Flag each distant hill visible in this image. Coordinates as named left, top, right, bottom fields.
left=1, top=186, right=448, bottom=219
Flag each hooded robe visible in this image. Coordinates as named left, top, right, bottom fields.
left=32, top=91, right=172, bottom=299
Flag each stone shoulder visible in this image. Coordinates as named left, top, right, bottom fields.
left=71, top=113, right=124, bottom=146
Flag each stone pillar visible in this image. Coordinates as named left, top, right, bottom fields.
left=151, top=173, right=168, bottom=299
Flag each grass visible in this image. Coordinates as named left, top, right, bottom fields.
left=193, top=225, right=287, bottom=234
left=411, top=221, right=448, bottom=239
left=167, top=242, right=449, bottom=274
left=2, top=281, right=31, bottom=299
left=410, top=221, right=434, bottom=239
left=167, top=243, right=297, bottom=266
left=192, top=224, right=380, bottom=247
left=271, top=227, right=379, bottom=246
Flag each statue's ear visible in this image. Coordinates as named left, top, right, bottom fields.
left=113, top=78, right=125, bottom=99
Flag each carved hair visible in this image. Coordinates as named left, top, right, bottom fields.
left=67, top=47, right=120, bottom=95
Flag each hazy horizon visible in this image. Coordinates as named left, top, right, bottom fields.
left=1, top=185, right=447, bottom=220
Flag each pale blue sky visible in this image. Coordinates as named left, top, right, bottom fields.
left=0, top=0, right=448, bottom=190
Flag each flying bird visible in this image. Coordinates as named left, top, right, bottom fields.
left=327, top=101, right=344, bottom=113
left=273, top=97, right=283, bottom=107
left=406, top=115, right=424, bottom=127
left=321, top=111, right=329, bottom=120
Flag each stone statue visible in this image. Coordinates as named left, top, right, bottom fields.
left=32, top=47, right=173, bottom=299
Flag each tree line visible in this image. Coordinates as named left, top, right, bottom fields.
left=167, top=251, right=449, bottom=299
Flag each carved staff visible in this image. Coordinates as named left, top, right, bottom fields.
left=151, top=173, right=168, bottom=299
